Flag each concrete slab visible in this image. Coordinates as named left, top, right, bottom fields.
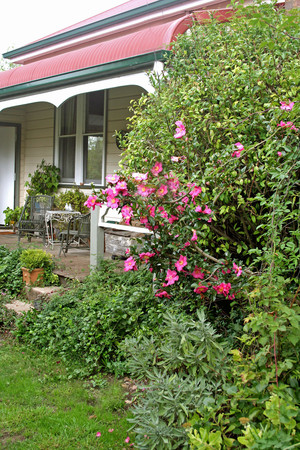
left=4, top=300, right=34, bottom=315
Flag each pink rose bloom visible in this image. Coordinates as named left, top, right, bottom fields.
left=106, top=196, right=119, bottom=209
left=280, top=101, right=294, bottom=111
left=233, top=262, right=242, bottom=277
left=277, top=151, right=282, bottom=157
left=175, top=255, right=187, bottom=272
left=155, top=290, right=171, bottom=298
left=156, top=184, right=168, bottom=197
left=125, top=436, right=130, bottom=443
left=132, top=172, right=148, bottom=181
left=84, top=195, right=101, bottom=210
left=124, top=256, right=137, bottom=272
left=106, top=174, right=120, bottom=184
left=194, top=284, right=209, bottom=294
left=151, top=162, right=163, bottom=176
left=164, top=269, right=179, bottom=286
left=192, top=266, right=204, bottom=279
left=174, top=120, right=186, bottom=139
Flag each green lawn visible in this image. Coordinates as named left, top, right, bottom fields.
left=0, top=336, right=133, bottom=449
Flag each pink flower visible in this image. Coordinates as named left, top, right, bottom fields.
left=232, top=150, right=241, bottom=158
left=175, top=255, right=187, bottom=272
left=121, top=205, right=133, bottom=225
left=233, top=262, right=242, bottom=277
left=228, top=294, right=235, bottom=300
left=196, top=205, right=212, bottom=214
left=191, top=229, right=197, bottom=241
left=147, top=205, right=156, bottom=217
left=280, top=101, right=294, bottom=111
left=190, top=186, right=202, bottom=200
left=108, top=429, right=114, bottom=433
left=203, top=205, right=212, bottom=214
left=132, top=172, right=148, bottom=181
left=96, top=432, right=101, bottom=437
left=156, top=184, right=168, bottom=197
left=194, top=284, right=209, bottom=294
left=155, top=290, right=171, bottom=298
left=164, top=269, right=179, bottom=286
left=84, top=195, right=101, bottom=210
left=137, top=184, right=152, bottom=197
left=106, top=196, right=120, bottom=209
left=192, top=266, right=204, bottom=279
left=125, top=436, right=130, bottom=443
left=235, top=142, right=244, bottom=150
left=116, top=181, right=128, bottom=192
left=277, top=151, right=282, bottom=157
left=213, top=282, right=231, bottom=297
left=124, top=256, right=137, bottom=272
left=168, top=215, right=179, bottom=224
left=151, top=162, right=163, bottom=176
left=106, top=174, right=120, bottom=184
left=174, top=120, right=186, bottom=139
left=139, top=252, right=155, bottom=262
left=277, top=121, right=299, bottom=131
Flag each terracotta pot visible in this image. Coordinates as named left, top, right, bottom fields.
left=22, top=267, right=44, bottom=286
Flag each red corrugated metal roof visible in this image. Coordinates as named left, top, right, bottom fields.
left=0, top=17, right=191, bottom=90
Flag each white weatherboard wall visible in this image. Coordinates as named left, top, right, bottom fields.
left=106, top=86, right=145, bottom=174
left=22, top=102, right=55, bottom=205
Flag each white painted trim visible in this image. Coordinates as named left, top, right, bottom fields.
left=0, top=72, right=154, bottom=113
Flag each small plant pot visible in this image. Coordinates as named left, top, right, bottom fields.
left=22, top=267, right=44, bottom=286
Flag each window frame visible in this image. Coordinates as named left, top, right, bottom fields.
left=55, top=90, right=107, bottom=187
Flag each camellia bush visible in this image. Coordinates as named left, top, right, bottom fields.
left=84, top=2, right=299, bottom=447
left=87, top=2, right=299, bottom=305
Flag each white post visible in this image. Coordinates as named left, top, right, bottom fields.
left=90, top=207, right=104, bottom=270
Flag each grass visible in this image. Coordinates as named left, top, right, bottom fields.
left=0, top=335, right=134, bottom=449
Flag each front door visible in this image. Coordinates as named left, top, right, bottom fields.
left=0, top=125, right=18, bottom=225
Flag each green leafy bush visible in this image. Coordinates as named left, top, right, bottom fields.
left=124, top=311, right=228, bottom=449
left=0, top=245, right=24, bottom=295
left=54, top=187, right=89, bottom=214
left=25, top=159, right=60, bottom=196
left=14, top=261, right=170, bottom=377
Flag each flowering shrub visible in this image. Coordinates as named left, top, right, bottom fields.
left=87, top=3, right=299, bottom=308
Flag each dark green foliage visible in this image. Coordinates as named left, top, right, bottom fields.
left=54, top=186, right=89, bottom=214
left=15, top=260, right=170, bottom=377
left=25, top=159, right=60, bottom=196
left=2, top=206, right=23, bottom=226
left=0, top=245, right=24, bottom=295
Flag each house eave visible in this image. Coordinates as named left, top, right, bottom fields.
left=0, top=51, right=168, bottom=102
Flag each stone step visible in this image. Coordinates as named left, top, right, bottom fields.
left=24, top=286, right=63, bottom=310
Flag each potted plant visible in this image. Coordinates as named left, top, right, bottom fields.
left=3, top=206, right=23, bottom=231
left=19, top=249, right=54, bottom=286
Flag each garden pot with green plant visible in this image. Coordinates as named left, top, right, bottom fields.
left=19, top=249, right=55, bottom=286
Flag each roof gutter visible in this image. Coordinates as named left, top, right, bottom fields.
left=0, top=51, right=169, bottom=101
left=3, top=0, right=186, bottom=60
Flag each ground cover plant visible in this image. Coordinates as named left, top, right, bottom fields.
left=0, top=336, right=133, bottom=449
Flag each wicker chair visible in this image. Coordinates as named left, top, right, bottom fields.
left=18, top=195, right=54, bottom=244
left=59, top=213, right=90, bottom=256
